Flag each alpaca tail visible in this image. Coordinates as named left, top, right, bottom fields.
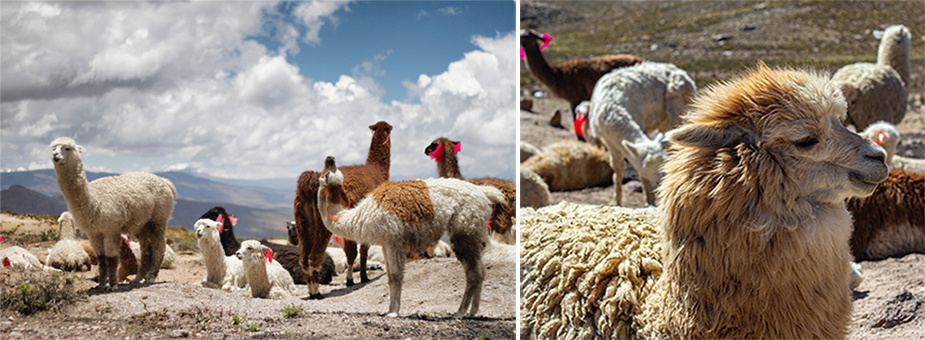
left=478, top=185, right=505, bottom=206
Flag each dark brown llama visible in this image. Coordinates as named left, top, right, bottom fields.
left=293, top=121, right=391, bottom=298
left=424, top=137, right=516, bottom=243
left=520, top=29, right=644, bottom=122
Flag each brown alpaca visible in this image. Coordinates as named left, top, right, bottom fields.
left=425, top=137, right=516, bottom=244
left=520, top=29, right=643, bottom=120
left=293, top=121, right=391, bottom=298
left=848, top=169, right=924, bottom=261
left=520, top=64, right=889, bottom=339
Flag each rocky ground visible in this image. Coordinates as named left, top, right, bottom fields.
left=0, top=212, right=516, bottom=339
left=519, top=1, right=923, bottom=339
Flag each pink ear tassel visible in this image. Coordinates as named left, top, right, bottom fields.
left=521, top=33, right=552, bottom=60
left=428, top=142, right=446, bottom=162
left=453, top=142, right=461, bottom=154
left=382, top=131, right=391, bottom=145
left=215, top=215, right=226, bottom=233
left=229, top=214, right=238, bottom=226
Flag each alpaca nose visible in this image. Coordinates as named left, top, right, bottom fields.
left=864, top=143, right=887, bottom=164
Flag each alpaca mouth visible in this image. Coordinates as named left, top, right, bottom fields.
left=849, top=172, right=882, bottom=192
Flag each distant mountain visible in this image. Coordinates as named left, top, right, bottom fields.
left=1, top=169, right=294, bottom=211
left=0, top=174, right=293, bottom=239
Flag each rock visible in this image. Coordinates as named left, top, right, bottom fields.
left=170, top=329, right=190, bottom=338
left=623, top=180, right=643, bottom=193
left=550, top=109, right=564, bottom=128
left=520, top=99, right=534, bottom=112
left=866, top=290, right=924, bottom=328
left=712, top=34, right=734, bottom=42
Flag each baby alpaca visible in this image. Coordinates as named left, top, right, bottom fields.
left=318, top=156, right=503, bottom=318
left=46, top=212, right=92, bottom=272
left=195, top=219, right=247, bottom=291
left=236, top=239, right=297, bottom=299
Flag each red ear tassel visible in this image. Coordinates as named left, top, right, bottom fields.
left=574, top=111, right=587, bottom=138
left=264, top=249, right=273, bottom=264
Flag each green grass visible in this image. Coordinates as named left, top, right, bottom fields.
left=282, top=304, right=305, bottom=318
left=0, top=271, right=85, bottom=316
left=245, top=322, right=261, bottom=332
left=231, top=313, right=246, bottom=325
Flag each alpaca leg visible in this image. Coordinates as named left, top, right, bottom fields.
left=102, top=235, right=121, bottom=288
left=451, top=233, right=487, bottom=318
left=306, top=243, right=328, bottom=299
left=383, top=245, right=404, bottom=317
left=359, top=243, right=370, bottom=283
left=607, top=148, right=626, bottom=206
left=89, top=235, right=108, bottom=288
left=344, top=239, right=358, bottom=286
left=104, top=256, right=119, bottom=288
left=145, top=222, right=167, bottom=282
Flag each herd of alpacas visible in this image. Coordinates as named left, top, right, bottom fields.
left=1, top=21, right=922, bottom=338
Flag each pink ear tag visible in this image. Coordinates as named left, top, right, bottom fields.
left=428, top=142, right=446, bottom=162
left=264, top=249, right=273, bottom=263
left=229, top=214, right=238, bottom=226
left=453, top=142, right=461, bottom=154
left=215, top=215, right=226, bottom=233
left=382, top=131, right=391, bottom=145
left=122, top=237, right=131, bottom=248
left=541, top=33, right=552, bottom=50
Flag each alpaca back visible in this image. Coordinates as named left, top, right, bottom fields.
left=81, top=172, right=176, bottom=235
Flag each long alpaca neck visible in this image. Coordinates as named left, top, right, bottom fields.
left=55, top=162, right=97, bottom=223
left=366, top=133, right=391, bottom=174
left=200, top=238, right=226, bottom=283
left=522, top=39, right=563, bottom=96
left=244, top=257, right=270, bottom=297
left=438, top=143, right=464, bottom=179
left=317, top=198, right=376, bottom=245
left=60, top=219, right=76, bottom=240
left=878, top=42, right=911, bottom=86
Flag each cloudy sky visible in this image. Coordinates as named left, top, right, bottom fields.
left=1, top=1, right=516, bottom=182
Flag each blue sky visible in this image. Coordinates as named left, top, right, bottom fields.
left=1, top=1, right=517, bottom=182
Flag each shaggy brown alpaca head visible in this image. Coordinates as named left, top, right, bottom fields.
left=663, top=63, right=889, bottom=230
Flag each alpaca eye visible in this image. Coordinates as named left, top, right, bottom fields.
left=794, top=137, right=818, bottom=148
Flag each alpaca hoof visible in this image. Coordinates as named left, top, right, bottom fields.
left=308, top=293, right=325, bottom=300
left=88, top=284, right=111, bottom=293
left=360, top=276, right=370, bottom=283
left=384, top=312, right=398, bottom=318
left=346, top=279, right=355, bottom=287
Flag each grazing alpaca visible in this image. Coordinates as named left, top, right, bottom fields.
left=259, top=238, right=335, bottom=285
left=235, top=240, right=297, bottom=299
left=424, top=137, right=517, bottom=244
left=194, top=219, right=247, bottom=291
left=848, top=169, right=924, bottom=261
left=832, top=25, right=911, bottom=130
left=578, top=62, right=696, bottom=205
left=51, top=137, right=176, bottom=290
left=318, top=156, right=503, bottom=318
left=520, top=64, right=889, bottom=339
left=46, top=212, right=92, bottom=272
left=198, top=206, right=241, bottom=256
left=293, top=121, right=391, bottom=298
left=520, top=29, right=644, bottom=120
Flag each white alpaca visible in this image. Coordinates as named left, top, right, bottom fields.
left=858, top=120, right=925, bottom=172
left=130, top=239, right=176, bottom=269
left=577, top=62, right=696, bottom=205
left=832, top=25, right=911, bottom=130
left=317, top=156, right=503, bottom=318
left=46, top=212, right=93, bottom=272
left=51, top=137, right=176, bottom=290
left=194, top=219, right=247, bottom=291
left=235, top=239, right=296, bottom=299
left=519, top=168, right=551, bottom=208
left=1, top=246, right=62, bottom=273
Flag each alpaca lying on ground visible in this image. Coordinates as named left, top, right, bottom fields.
left=858, top=120, right=925, bottom=172
left=520, top=141, right=542, bottom=162
left=194, top=219, right=247, bottom=291
left=832, top=25, right=911, bottom=130
left=519, top=168, right=551, bottom=208
left=130, top=239, right=176, bottom=269
left=848, top=169, right=924, bottom=261
left=520, top=64, right=889, bottom=339
left=259, top=238, right=334, bottom=285
left=78, top=239, right=98, bottom=265
left=46, top=212, right=92, bottom=272
left=51, top=137, right=176, bottom=290
left=235, top=240, right=297, bottom=299
left=520, top=29, right=644, bottom=120
left=577, top=62, right=696, bottom=205
left=117, top=236, right=177, bottom=282
left=1, top=246, right=62, bottom=273
left=425, top=137, right=517, bottom=244
left=293, top=122, right=391, bottom=298
left=318, top=156, right=503, bottom=318
left=521, top=139, right=613, bottom=191
left=198, top=207, right=241, bottom=256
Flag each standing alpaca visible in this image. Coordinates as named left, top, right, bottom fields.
left=293, top=121, right=391, bottom=298
left=236, top=240, right=297, bottom=299
left=46, top=211, right=92, bottom=272
left=198, top=206, right=241, bottom=256
left=424, top=137, right=517, bottom=244
left=51, top=137, right=176, bottom=290
left=520, top=64, right=889, bottom=339
left=578, top=62, right=696, bottom=205
left=832, top=25, right=911, bottom=130
left=318, top=156, right=503, bottom=318
left=521, top=29, right=644, bottom=120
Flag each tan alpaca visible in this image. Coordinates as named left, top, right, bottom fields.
left=520, top=64, right=889, bottom=339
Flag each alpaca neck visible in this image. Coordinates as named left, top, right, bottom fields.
left=366, top=133, right=391, bottom=174
left=245, top=258, right=270, bottom=296
left=54, top=161, right=96, bottom=219
left=200, top=239, right=226, bottom=281
left=59, top=220, right=76, bottom=240
left=878, top=40, right=910, bottom=86
left=317, top=197, right=366, bottom=244
left=522, top=39, right=562, bottom=95
left=437, top=146, right=464, bottom=179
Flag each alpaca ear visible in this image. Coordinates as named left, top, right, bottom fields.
left=76, top=145, right=86, bottom=153
left=668, top=123, right=755, bottom=149
left=452, top=141, right=461, bottom=154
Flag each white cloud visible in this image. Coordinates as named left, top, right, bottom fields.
left=292, top=1, right=350, bottom=46
left=1, top=1, right=515, bottom=182
left=438, top=7, right=462, bottom=16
